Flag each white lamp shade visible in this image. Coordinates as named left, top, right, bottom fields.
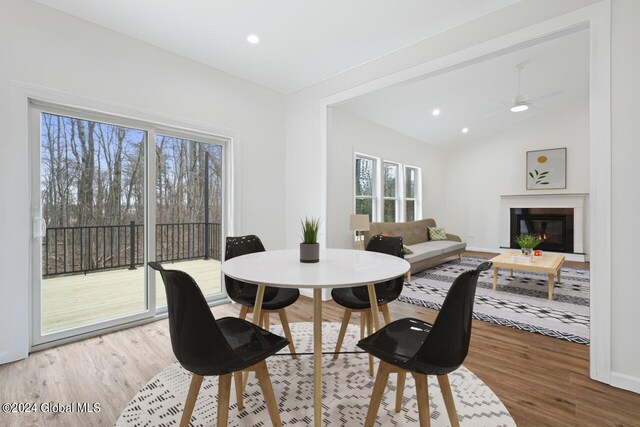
left=350, top=214, right=370, bottom=231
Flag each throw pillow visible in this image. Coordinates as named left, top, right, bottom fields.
left=428, top=226, right=448, bottom=241
left=402, top=245, right=413, bottom=255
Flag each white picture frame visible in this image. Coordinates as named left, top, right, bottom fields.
left=526, top=147, right=567, bottom=190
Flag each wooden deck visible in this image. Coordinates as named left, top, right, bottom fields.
left=42, top=259, right=221, bottom=334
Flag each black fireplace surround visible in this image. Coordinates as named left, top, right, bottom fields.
left=510, top=208, right=574, bottom=253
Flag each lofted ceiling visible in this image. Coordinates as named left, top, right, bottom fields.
left=32, top=0, right=518, bottom=94
left=334, top=28, right=590, bottom=146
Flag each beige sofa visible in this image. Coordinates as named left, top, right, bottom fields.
left=364, top=219, right=466, bottom=277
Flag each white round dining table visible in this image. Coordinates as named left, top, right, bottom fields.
left=222, top=248, right=410, bottom=427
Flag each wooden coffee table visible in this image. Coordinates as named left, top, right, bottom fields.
left=489, top=250, right=565, bottom=300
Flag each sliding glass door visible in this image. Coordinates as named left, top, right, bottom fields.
left=154, top=134, right=224, bottom=309
left=32, top=108, right=149, bottom=342
left=31, top=103, right=228, bottom=345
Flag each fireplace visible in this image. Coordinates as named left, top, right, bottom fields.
left=510, top=208, right=574, bottom=253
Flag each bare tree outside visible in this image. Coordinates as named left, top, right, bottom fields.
left=40, top=112, right=223, bottom=277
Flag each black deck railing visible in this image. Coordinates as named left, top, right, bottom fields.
left=42, top=222, right=222, bottom=277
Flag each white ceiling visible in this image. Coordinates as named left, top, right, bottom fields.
left=335, top=28, right=590, bottom=145
left=33, top=0, right=518, bottom=94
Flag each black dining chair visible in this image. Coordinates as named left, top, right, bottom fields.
left=331, top=235, right=404, bottom=375
left=225, top=235, right=299, bottom=358
left=357, top=261, right=493, bottom=427
left=148, top=262, right=288, bottom=427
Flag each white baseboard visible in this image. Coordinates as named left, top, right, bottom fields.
left=611, top=372, right=640, bottom=394
left=465, top=246, right=587, bottom=263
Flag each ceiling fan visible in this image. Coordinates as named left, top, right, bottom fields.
left=485, top=61, right=562, bottom=118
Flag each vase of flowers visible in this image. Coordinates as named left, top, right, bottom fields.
left=514, top=234, right=542, bottom=257
left=300, top=217, right=320, bottom=263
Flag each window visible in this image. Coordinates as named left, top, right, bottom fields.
left=405, top=166, right=420, bottom=222
left=354, top=154, right=421, bottom=223
left=355, top=155, right=377, bottom=221
left=383, top=162, right=399, bottom=222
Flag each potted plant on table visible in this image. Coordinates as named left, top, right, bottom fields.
left=300, top=216, right=320, bottom=263
left=514, top=234, right=542, bottom=257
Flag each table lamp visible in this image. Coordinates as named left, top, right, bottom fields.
left=349, top=214, right=370, bottom=250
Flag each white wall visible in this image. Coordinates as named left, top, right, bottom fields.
left=610, top=0, right=640, bottom=392
left=328, top=110, right=447, bottom=248
left=0, top=0, right=286, bottom=363
left=443, top=100, right=590, bottom=252
left=285, top=0, right=640, bottom=393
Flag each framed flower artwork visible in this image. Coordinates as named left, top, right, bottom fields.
left=526, top=147, right=566, bottom=190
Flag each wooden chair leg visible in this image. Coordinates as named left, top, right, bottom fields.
left=180, top=374, right=203, bottom=427
left=234, top=372, right=244, bottom=411
left=277, top=309, right=297, bottom=359
left=437, top=374, right=459, bottom=427
left=333, top=309, right=352, bottom=359
left=360, top=312, right=365, bottom=340
left=239, top=305, right=249, bottom=320
left=262, top=312, right=270, bottom=331
left=395, top=371, right=406, bottom=413
left=366, top=309, right=374, bottom=376
left=254, top=361, right=282, bottom=427
left=412, top=373, right=431, bottom=427
left=407, top=271, right=411, bottom=284
left=242, top=371, right=250, bottom=391
left=380, top=304, right=392, bottom=325
left=217, top=373, right=232, bottom=427
left=364, top=361, right=392, bottom=427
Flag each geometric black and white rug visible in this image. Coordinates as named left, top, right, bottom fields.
left=116, top=322, right=515, bottom=426
left=399, top=256, right=590, bottom=344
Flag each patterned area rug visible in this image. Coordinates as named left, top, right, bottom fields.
left=117, top=322, right=514, bottom=426
left=399, top=256, right=590, bottom=344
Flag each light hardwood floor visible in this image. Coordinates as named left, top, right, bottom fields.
left=2, top=254, right=639, bottom=427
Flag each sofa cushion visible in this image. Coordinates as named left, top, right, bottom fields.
left=440, top=241, right=466, bottom=253
left=404, top=242, right=442, bottom=264
left=428, top=226, right=448, bottom=241
left=402, top=245, right=414, bottom=255
left=404, top=240, right=466, bottom=263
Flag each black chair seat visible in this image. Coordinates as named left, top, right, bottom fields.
left=202, top=317, right=289, bottom=375
left=232, top=287, right=300, bottom=311
left=331, top=286, right=397, bottom=310
left=356, top=317, right=460, bottom=375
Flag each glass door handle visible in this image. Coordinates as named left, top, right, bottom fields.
left=33, top=218, right=47, bottom=239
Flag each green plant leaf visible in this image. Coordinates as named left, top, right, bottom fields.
left=514, top=233, right=542, bottom=248
left=301, top=216, right=321, bottom=244
left=529, top=172, right=534, bottom=179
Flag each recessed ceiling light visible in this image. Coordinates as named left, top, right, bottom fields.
left=461, top=127, right=469, bottom=134
left=432, top=108, right=441, bottom=116
left=247, top=34, right=260, bottom=44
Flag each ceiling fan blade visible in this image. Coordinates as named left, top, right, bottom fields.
left=484, top=108, right=507, bottom=118
left=530, top=90, right=563, bottom=103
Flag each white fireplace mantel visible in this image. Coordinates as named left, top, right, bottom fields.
left=500, top=193, right=588, bottom=256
